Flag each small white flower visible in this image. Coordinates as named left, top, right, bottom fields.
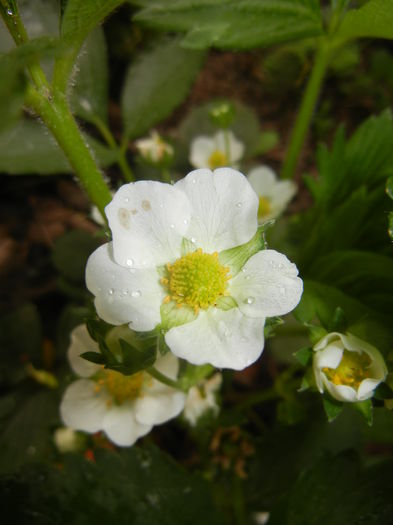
left=135, top=130, right=174, bottom=164
left=86, top=168, right=303, bottom=371
left=313, top=332, right=387, bottom=403
left=189, top=131, right=244, bottom=169
left=183, top=373, right=222, bottom=426
left=247, top=166, right=297, bottom=222
left=60, top=325, right=186, bottom=447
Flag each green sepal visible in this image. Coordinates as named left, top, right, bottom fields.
left=180, top=363, right=214, bottom=390
left=218, top=223, right=272, bottom=275
left=306, top=323, right=328, bottom=345
left=80, top=351, right=106, bottom=365
left=354, top=399, right=373, bottom=426
left=158, top=331, right=170, bottom=356
left=85, top=317, right=112, bottom=342
left=264, top=316, right=284, bottom=339
left=322, top=396, right=344, bottom=422
left=294, top=346, right=313, bottom=366
left=215, top=295, right=238, bottom=311
left=160, top=301, right=197, bottom=331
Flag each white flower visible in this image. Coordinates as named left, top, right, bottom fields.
left=60, top=325, right=186, bottom=447
left=135, top=130, right=174, bottom=164
left=313, top=332, right=387, bottom=403
left=247, top=166, right=297, bottom=222
left=189, top=131, right=244, bottom=169
left=183, top=373, right=222, bottom=426
left=86, top=168, right=303, bottom=371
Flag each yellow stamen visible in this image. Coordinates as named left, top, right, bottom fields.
left=322, top=350, right=372, bottom=389
left=208, top=150, right=228, bottom=169
left=258, top=196, right=272, bottom=219
left=95, top=369, right=145, bottom=404
left=162, top=248, right=230, bottom=310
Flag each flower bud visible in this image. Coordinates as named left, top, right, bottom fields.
left=313, top=332, right=387, bottom=402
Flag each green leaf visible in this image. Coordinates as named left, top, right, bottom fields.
left=134, top=0, right=323, bottom=50
left=52, top=231, right=101, bottom=284
left=277, top=452, right=393, bottom=525
left=323, top=397, right=344, bottom=422
left=294, top=346, right=313, bottom=366
left=121, top=37, right=205, bottom=139
left=336, top=0, right=393, bottom=42
left=69, top=26, right=109, bottom=124
left=0, top=446, right=224, bottom=524
left=61, top=0, right=125, bottom=45
left=0, top=118, right=117, bottom=174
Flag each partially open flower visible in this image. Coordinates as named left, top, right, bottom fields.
left=183, top=373, right=222, bottom=426
left=135, top=130, right=174, bottom=164
left=86, top=168, right=303, bottom=371
left=247, top=166, right=297, bottom=222
left=60, top=325, right=185, bottom=447
left=189, top=131, right=244, bottom=169
left=313, top=332, right=387, bottom=402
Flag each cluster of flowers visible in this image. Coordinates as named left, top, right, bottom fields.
left=62, top=129, right=388, bottom=448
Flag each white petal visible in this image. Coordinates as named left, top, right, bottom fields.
left=68, top=324, right=102, bottom=378
left=60, top=379, right=109, bottom=433
left=314, top=332, right=343, bottom=351
left=145, top=353, right=181, bottom=396
left=175, top=168, right=258, bottom=252
left=134, top=389, right=186, bottom=426
left=214, top=131, right=244, bottom=163
left=357, top=378, right=381, bottom=400
left=270, top=180, right=297, bottom=214
left=102, top=403, right=152, bottom=446
left=313, top=344, right=344, bottom=370
left=165, top=308, right=265, bottom=370
left=324, top=379, right=358, bottom=403
left=105, top=181, right=190, bottom=268
left=189, top=136, right=215, bottom=168
left=86, top=243, right=164, bottom=331
left=247, top=166, right=277, bottom=194
left=230, top=250, right=303, bottom=318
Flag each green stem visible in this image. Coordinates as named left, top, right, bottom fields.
left=232, top=476, right=247, bottom=525
left=92, top=116, right=135, bottom=183
left=281, top=40, right=331, bottom=179
left=147, top=366, right=187, bottom=392
left=26, top=88, right=112, bottom=217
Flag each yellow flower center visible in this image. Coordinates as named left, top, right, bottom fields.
left=162, top=249, right=230, bottom=311
left=258, top=196, right=272, bottom=219
left=95, top=369, right=145, bottom=404
left=322, top=350, right=372, bottom=389
left=208, top=150, right=228, bottom=169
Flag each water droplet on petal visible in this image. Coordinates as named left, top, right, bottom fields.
left=278, top=263, right=284, bottom=269
left=126, top=258, right=134, bottom=267
left=245, top=297, right=255, bottom=305
left=131, top=290, right=141, bottom=298
left=183, top=219, right=188, bottom=225
left=191, top=179, right=196, bottom=184
left=190, top=237, right=196, bottom=244
left=245, top=275, right=251, bottom=280
left=108, top=288, right=114, bottom=295
left=170, top=223, right=175, bottom=229
left=236, top=202, right=243, bottom=208
left=124, top=197, right=129, bottom=203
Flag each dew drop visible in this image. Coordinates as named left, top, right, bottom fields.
left=108, top=288, right=114, bottom=295
left=191, top=179, right=197, bottom=184
left=6, top=8, right=13, bottom=16
left=236, top=202, right=243, bottom=208
left=245, top=297, right=255, bottom=305
left=278, top=263, right=284, bottom=269
left=124, top=197, right=129, bottom=203
left=245, top=275, right=251, bottom=281
left=183, top=219, right=188, bottom=225
left=131, top=290, right=141, bottom=298
left=241, top=267, right=247, bottom=273
left=170, top=223, right=175, bottom=229
left=126, top=258, right=134, bottom=267
left=190, top=237, right=196, bottom=244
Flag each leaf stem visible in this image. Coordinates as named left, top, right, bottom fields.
left=281, top=40, right=331, bottom=179
left=147, top=366, right=187, bottom=392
